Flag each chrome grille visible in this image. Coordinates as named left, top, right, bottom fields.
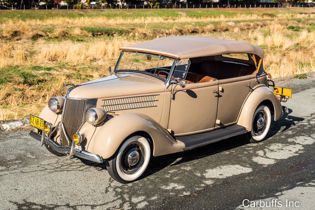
left=103, top=95, right=159, bottom=112
left=62, top=98, right=96, bottom=140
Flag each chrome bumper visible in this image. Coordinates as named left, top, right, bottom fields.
left=29, top=131, right=103, bottom=164
left=281, top=105, right=290, bottom=119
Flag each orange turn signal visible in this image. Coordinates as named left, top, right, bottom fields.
left=72, top=133, right=81, bottom=145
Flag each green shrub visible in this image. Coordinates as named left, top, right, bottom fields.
left=82, top=27, right=129, bottom=36
left=262, top=13, right=277, bottom=18
left=287, top=25, right=302, bottom=32
left=0, top=77, right=9, bottom=85
left=294, top=73, right=307, bottom=79
left=31, top=66, right=53, bottom=72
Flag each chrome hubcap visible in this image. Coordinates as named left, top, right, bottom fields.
left=121, top=142, right=145, bottom=174
left=253, top=111, right=267, bottom=136
left=257, top=116, right=265, bottom=129
left=127, top=149, right=140, bottom=167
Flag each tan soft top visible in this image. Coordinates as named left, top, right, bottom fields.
left=120, top=36, right=264, bottom=59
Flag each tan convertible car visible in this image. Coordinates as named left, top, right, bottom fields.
left=30, top=36, right=291, bottom=183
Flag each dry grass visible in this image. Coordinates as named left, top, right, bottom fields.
left=0, top=8, right=315, bottom=121
left=34, top=39, right=124, bottom=65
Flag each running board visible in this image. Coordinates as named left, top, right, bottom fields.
left=176, top=125, right=247, bottom=150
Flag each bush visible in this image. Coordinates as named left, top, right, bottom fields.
left=287, top=25, right=302, bottom=32
left=82, top=27, right=129, bottom=36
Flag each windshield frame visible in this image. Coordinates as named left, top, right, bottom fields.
left=114, top=51, right=178, bottom=85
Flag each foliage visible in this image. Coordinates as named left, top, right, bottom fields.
left=0, top=0, right=310, bottom=8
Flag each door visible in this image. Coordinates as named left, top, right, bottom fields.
left=168, top=81, right=219, bottom=135
left=216, top=76, right=256, bottom=126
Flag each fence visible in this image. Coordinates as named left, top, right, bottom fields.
left=0, top=2, right=314, bottom=10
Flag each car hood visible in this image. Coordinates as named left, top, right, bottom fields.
left=68, top=73, right=165, bottom=99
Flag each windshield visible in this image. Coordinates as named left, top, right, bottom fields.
left=115, top=52, right=176, bottom=81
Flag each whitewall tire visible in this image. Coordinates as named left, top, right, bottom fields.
left=107, top=135, right=151, bottom=183
left=250, top=105, right=272, bottom=142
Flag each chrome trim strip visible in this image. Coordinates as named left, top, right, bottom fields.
left=114, top=51, right=124, bottom=73
left=61, top=122, right=70, bottom=145
left=48, top=122, right=59, bottom=139
left=105, top=99, right=158, bottom=106
left=166, top=59, right=178, bottom=87
left=103, top=94, right=159, bottom=105
left=104, top=104, right=157, bottom=112
left=102, top=94, right=159, bottom=112
left=62, top=92, right=69, bottom=121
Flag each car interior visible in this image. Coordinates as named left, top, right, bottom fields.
left=146, top=54, right=258, bottom=84
left=184, top=55, right=257, bottom=83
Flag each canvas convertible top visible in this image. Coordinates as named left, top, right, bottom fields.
left=120, top=36, right=264, bottom=59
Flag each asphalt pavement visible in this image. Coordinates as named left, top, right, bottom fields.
left=0, top=79, right=314, bottom=210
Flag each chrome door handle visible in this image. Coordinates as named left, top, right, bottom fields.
left=218, top=86, right=224, bottom=93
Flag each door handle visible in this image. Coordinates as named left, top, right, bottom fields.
left=213, top=87, right=224, bottom=93
left=213, top=86, right=223, bottom=98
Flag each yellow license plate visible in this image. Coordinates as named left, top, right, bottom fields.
left=30, top=115, right=45, bottom=130
left=274, top=87, right=292, bottom=98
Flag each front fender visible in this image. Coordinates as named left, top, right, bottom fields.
left=237, top=86, right=282, bottom=131
left=39, top=106, right=61, bottom=127
left=86, top=113, right=184, bottom=159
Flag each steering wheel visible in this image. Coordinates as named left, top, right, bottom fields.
left=157, top=70, right=169, bottom=79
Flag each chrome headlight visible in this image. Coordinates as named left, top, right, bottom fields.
left=85, top=108, right=106, bottom=126
left=48, top=96, right=64, bottom=114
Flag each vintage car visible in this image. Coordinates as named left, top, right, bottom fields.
left=29, top=36, right=291, bottom=183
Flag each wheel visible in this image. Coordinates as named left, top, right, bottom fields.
left=250, top=105, right=272, bottom=143
left=107, top=135, right=151, bottom=183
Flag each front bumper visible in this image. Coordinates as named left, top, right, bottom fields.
left=281, top=105, right=290, bottom=118
left=29, top=131, right=104, bottom=164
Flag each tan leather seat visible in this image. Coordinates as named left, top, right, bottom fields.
left=186, top=72, right=200, bottom=83
left=199, top=75, right=215, bottom=83
left=158, top=72, right=216, bottom=84
left=186, top=72, right=216, bottom=83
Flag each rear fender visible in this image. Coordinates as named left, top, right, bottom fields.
left=237, top=86, right=282, bottom=131
left=87, top=113, right=184, bottom=159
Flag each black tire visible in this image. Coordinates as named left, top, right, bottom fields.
left=107, top=135, right=151, bottom=183
left=249, top=105, right=272, bottom=143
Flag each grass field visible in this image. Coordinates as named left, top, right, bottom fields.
left=0, top=8, right=315, bottom=120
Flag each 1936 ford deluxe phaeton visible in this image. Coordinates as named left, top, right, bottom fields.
left=30, top=36, right=291, bottom=183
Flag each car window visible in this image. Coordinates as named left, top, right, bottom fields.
left=186, top=54, right=257, bottom=83
left=172, top=59, right=190, bottom=80
left=115, top=52, right=176, bottom=81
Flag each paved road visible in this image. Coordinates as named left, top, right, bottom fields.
left=0, top=85, right=315, bottom=210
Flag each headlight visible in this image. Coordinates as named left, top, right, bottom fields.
left=85, top=108, right=106, bottom=126
left=48, top=96, right=64, bottom=114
